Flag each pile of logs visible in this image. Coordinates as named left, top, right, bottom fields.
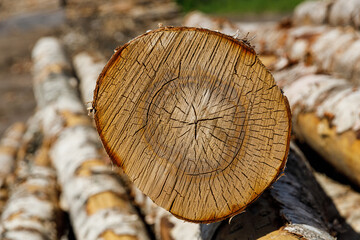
left=2, top=0, right=360, bottom=239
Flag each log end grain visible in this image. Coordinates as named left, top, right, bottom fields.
left=93, top=27, right=291, bottom=223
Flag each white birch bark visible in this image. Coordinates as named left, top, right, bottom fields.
left=0, top=118, right=61, bottom=240
left=73, top=52, right=106, bottom=104
left=32, top=37, right=150, bottom=240
left=273, top=64, right=360, bottom=186
left=294, top=0, right=360, bottom=29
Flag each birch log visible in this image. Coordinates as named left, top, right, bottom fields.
left=201, top=144, right=359, bottom=240
left=93, top=26, right=291, bottom=223
left=294, top=0, right=360, bottom=29
left=183, top=11, right=360, bottom=84
left=73, top=51, right=202, bottom=240
left=0, top=122, right=25, bottom=212
left=32, top=37, right=150, bottom=240
left=272, top=64, right=360, bottom=186
left=0, top=118, right=62, bottom=240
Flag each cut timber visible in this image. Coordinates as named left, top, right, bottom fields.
left=0, top=122, right=25, bottom=212
left=294, top=0, right=360, bottom=29
left=73, top=51, right=202, bottom=240
left=93, top=27, right=291, bottom=222
left=0, top=119, right=62, bottom=240
left=274, top=65, right=360, bottom=186
left=32, top=37, right=150, bottom=240
left=201, top=144, right=359, bottom=240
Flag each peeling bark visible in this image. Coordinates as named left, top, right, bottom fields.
left=32, top=37, right=150, bottom=240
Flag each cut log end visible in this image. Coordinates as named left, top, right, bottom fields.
left=93, top=27, right=291, bottom=223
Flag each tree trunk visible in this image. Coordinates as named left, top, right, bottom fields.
left=32, top=37, right=151, bottom=240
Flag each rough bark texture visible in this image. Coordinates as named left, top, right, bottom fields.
left=201, top=144, right=358, bottom=240
left=32, top=37, right=150, bottom=240
left=0, top=118, right=62, bottom=240
left=93, top=27, right=291, bottom=223
left=73, top=51, right=202, bottom=240
left=0, top=122, right=26, bottom=213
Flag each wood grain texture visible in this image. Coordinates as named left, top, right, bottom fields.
left=93, top=27, right=291, bottom=222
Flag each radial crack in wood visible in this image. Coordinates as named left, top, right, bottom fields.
left=93, top=27, right=291, bottom=223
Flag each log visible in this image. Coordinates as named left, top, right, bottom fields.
left=201, top=144, right=358, bottom=240
left=274, top=68, right=360, bottom=186
left=32, top=37, right=151, bottom=240
left=93, top=27, right=291, bottom=223
left=294, top=0, right=360, bottom=29
left=0, top=118, right=62, bottom=240
left=0, top=122, right=26, bottom=212
left=73, top=51, right=201, bottom=240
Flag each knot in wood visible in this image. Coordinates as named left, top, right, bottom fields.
left=93, top=27, right=291, bottom=223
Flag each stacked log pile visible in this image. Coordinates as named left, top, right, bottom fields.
left=2, top=0, right=360, bottom=239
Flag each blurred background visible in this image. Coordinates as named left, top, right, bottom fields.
left=0, top=0, right=303, bottom=136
